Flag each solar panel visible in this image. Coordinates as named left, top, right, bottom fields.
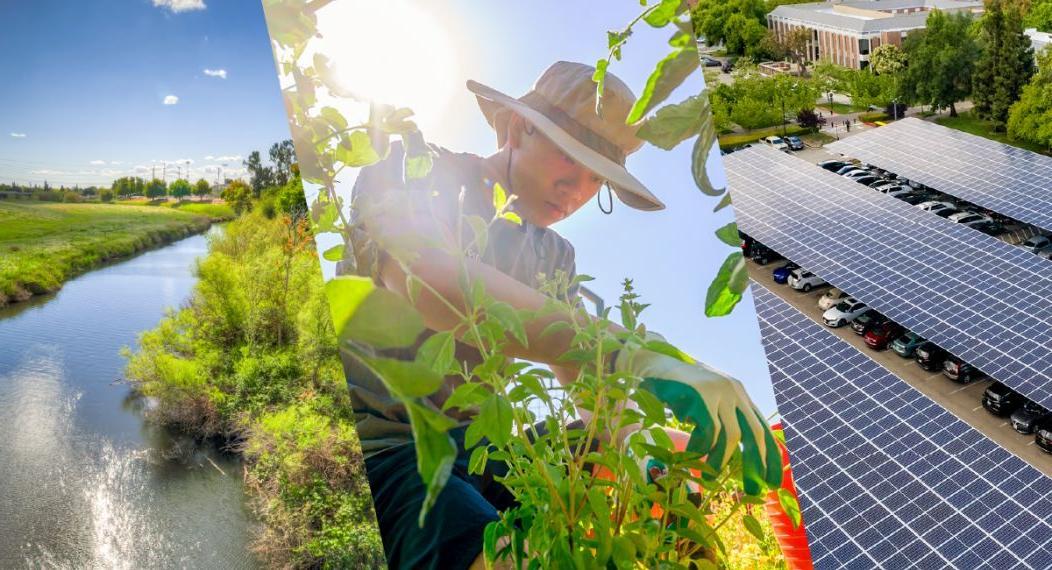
left=754, top=284, right=1052, bottom=570
left=827, top=118, right=1052, bottom=233
left=724, top=145, right=1052, bottom=409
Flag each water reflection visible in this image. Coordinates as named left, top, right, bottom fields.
left=0, top=228, right=257, bottom=568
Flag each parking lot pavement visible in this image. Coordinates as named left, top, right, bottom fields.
left=748, top=261, right=1052, bottom=478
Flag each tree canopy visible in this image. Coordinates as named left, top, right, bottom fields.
left=1007, top=47, right=1052, bottom=150
left=973, top=0, right=1036, bottom=128
left=900, top=10, right=979, bottom=116
left=169, top=178, right=192, bottom=200
left=145, top=178, right=167, bottom=199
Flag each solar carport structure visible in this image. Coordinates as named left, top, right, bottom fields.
left=724, top=145, right=1052, bottom=408
left=755, top=285, right=1052, bottom=570
left=827, top=118, right=1052, bottom=233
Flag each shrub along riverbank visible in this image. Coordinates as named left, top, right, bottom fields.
left=124, top=210, right=384, bottom=568
left=0, top=201, right=212, bottom=306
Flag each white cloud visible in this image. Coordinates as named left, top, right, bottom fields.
left=89, top=160, right=106, bottom=166
left=152, top=0, right=206, bottom=13
left=110, top=161, right=122, bottom=165
left=163, top=95, right=179, bottom=105
left=214, top=154, right=241, bottom=162
left=10, top=132, right=26, bottom=138
left=204, top=155, right=214, bottom=160
left=203, top=68, right=227, bottom=79
left=30, top=169, right=61, bottom=175
left=134, top=165, right=151, bottom=173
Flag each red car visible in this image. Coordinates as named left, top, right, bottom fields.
left=864, top=321, right=905, bottom=350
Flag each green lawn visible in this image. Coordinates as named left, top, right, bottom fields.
left=936, top=111, right=1051, bottom=156
left=113, top=198, right=235, bottom=221
left=0, top=201, right=211, bottom=305
left=817, top=101, right=869, bottom=114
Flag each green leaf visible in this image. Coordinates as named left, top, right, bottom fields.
left=627, top=46, right=699, bottom=123
left=314, top=202, right=339, bottom=233
left=334, top=130, right=381, bottom=167
left=466, top=215, right=489, bottom=255
left=637, top=95, right=709, bottom=150
left=442, top=383, right=488, bottom=412
left=471, top=394, right=514, bottom=448
left=325, top=275, right=424, bottom=349
left=714, top=222, right=739, bottom=247
left=643, top=0, right=683, bottom=27
left=691, top=110, right=722, bottom=196
left=468, top=445, right=489, bottom=475
left=742, top=514, right=765, bottom=541
left=501, top=211, right=523, bottom=225
left=488, top=302, right=527, bottom=347
left=632, top=388, right=668, bottom=424
left=592, top=58, right=610, bottom=112
left=704, top=252, right=746, bottom=317
left=364, top=356, right=444, bottom=399
left=319, top=106, right=347, bottom=130
left=492, top=181, right=508, bottom=213
left=321, top=244, right=344, bottom=262
left=416, top=331, right=457, bottom=376
left=778, top=488, right=803, bottom=529
left=405, top=401, right=457, bottom=527
left=713, top=191, right=733, bottom=213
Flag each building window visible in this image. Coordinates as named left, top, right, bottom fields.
left=859, top=38, right=870, bottom=55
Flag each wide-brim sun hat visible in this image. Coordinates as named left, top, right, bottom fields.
left=467, top=61, right=664, bottom=211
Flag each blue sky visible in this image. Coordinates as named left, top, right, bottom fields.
left=296, top=1, right=781, bottom=416
left=0, top=0, right=289, bottom=188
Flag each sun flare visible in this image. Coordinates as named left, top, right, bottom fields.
left=315, top=0, right=460, bottom=125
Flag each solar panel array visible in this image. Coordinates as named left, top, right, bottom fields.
left=724, top=145, right=1052, bottom=409
left=754, top=285, right=1052, bottom=570
left=827, top=118, right=1052, bottom=233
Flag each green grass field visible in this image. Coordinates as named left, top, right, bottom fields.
left=936, top=111, right=1051, bottom=156
left=0, top=201, right=212, bottom=305
left=113, top=198, right=235, bottom=221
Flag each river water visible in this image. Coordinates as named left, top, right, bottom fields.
left=0, top=229, right=258, bottom=568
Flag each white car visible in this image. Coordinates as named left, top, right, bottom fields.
left=787, top=268, right=827, bottom=292
left=817, top=288, right=849, bottom=311
left=1019, top=234, right=1052, bottom=253
left=947, top=211, right=993, bottom=228
left=844, top=169, right=874, bottom=180
left=875, top=185, right=914, bottom=198
left=916, top=201, right=957, bottom=217
left=762, top=136, right=789, bottom=151
left=823, top=298, right=869, bottom=327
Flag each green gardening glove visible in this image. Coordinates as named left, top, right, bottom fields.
left=615, top=338, right=783, bottom=495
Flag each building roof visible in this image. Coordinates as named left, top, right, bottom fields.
left=1027, top=28, right=1051, bottom=54
left=770, top=0, right=984, bottom=34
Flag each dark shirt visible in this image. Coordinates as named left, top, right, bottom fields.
left=339, top=142, right=579, bottom=458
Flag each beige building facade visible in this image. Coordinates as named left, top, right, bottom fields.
left=768, top=0, right=985, bottom=69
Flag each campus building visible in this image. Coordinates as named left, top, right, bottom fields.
left=1028, top=27, right=1051, bottom=56
left=768, top=0, right=985, bottom=69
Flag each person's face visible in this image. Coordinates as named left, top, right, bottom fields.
left=508, top=118, right=606, bottom=228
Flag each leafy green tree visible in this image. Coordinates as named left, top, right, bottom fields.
left=1008, top=47, right=1052, bottom=150
left=269, top=139, right=296, bottom=187
left=145, top=178, right=167, bottom=199
left=973, top=0, right=1036, bottom=129
left=695, top=0, right=766, bottom=53
left=1026, top=0, right=1052, bottom=31
left=169, top=178, right=192, bottom=200
left=870, top=43, right=907, bottom=76
left=193, top=178, right=211, bottom=199
left=244, top=150, right=275, bottom=197
left=901, top=10, right=979, bottom=116
left=724, top=12, right=769, bottom=57
left=222, top=179, right=253, bottom=214
left=99, top=189, right=114, bottom=203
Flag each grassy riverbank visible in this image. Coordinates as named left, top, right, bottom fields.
left=124, top=211, right=384, bottom=568
left=0, top=202, right=212, bottom=306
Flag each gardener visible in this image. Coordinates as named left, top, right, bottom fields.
left=342, top=61, right=780, bottom=569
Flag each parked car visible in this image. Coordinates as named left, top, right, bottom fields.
left=836, top=165, right=867, bottom=176
left=947, top=211, right=994, bottom=228
left=982, top=382, right=1023, bottom=416
left=787, top=268, right=826, bottom=292
left=772, top=262, right=800, bottom=284
left=701, top=55, right=721, bottom=67
left=1011, top=400, right=1051, bottom=435
left=818, top=288, right=849, bottom=311
left=971, top=220, right=1006, bottom=236
left=844, top=169, right=875, bottom=180
left=1036, top=417, right=1052, bottom=454
left=890, top=331, right=925, bottom=357
left=1019, top=234, right=1052, bottom=253
left=751, top=243, right=783, bottom=265
left=876, top=185, right=915, bottom=198
left=870, top=180, right=901, bottom=190
left=1036, top=248, right=1052, bottom=261
left=943, top=356, right=984, bottom=383
left=818, top=159, right=851, bottom=172
left=864, top=321, right=905, bottom=349
left=761, top=136, right=789, bottom=151
left=784, top=135, right=805, bottom=151
left=900, top=192, right=938, bottom=206
left=914, top=342, right=949, bottom=371
left=851, top=309, right=887, bottom=335
left=853, top=175, right=881, bottom=186
left=740, top=233, right=755, bottom=257
left=823, top=298, right=868, bottom=327
left=916, top=200, right=956, bottom=213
